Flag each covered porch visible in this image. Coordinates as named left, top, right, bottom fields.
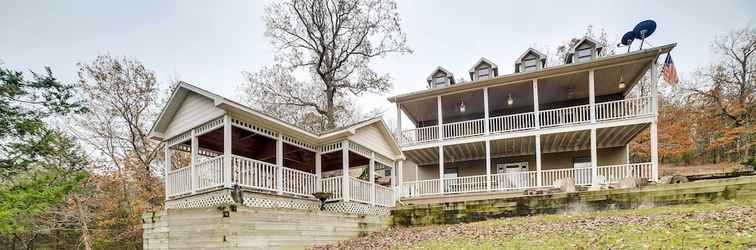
left=399, top=124, right=655, bottom=198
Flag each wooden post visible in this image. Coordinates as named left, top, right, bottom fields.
left=650, top=122, right=659, bottom=182
left=438, top=145, right=444, bottom=194
left=191, top=130, right=198, bottom=193
left=342, top=141, right=350, bottom=202
left=164, top=145, right=171, bottom=198
left=483, top=88, right=490, bottom=135
left=533, top=79, right=540, bottom=129
left=437, top=96, right=443, bottom=140
left=369, top=152, right=375, bottom=206
left=589, top=70, right=596, bottom=123
left=396, top=102, right=402, bottom=136
left=276, top=134, right=283, bottom=194
left=315, top=151, right=322, bottom=192
left=485, top=139, right=491, bottom=191
left=590, top=128, right=598, bottom=187
left=396, top=160, right=403, bottom=201
left=535, top=134, right=542, bottom=187
left=223, top=115, right=232, bottom=188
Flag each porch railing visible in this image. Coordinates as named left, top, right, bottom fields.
left=399, top=162, right=654, bottom=199
left=232, top=155, right=277, bottom=191
left=167, top=167, right=192, bottom=196
left=442, top=118, right=485, bottom=139
left=397, top=97, right=653, bottom=146
left=349, top=177, right=372, bottom=204
left=320, top=176, right=343, bottom=201
left=282, top=167, right=317, bottom=196
left=195, top=156, right=224, bottom=190
left=375, top=185, right=394, bottom=207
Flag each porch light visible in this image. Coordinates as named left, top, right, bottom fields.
left=618, top=74, right=626, bottom=89
left=459, top=100, right=466, bottom=113
left=507, top=94, right=514, bottom=106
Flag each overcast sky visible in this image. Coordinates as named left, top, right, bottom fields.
left=1, top=0, right=755, bottom=124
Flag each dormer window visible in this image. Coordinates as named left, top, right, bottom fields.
left=566, top=37, right=606, bottom=64
left=426, top=66, right=455, bottom=88
left=515, top=48, right=546, bottom=73
left=468, top=58, right=498, bottom=81
left=575, top=44, right=593, bottom=62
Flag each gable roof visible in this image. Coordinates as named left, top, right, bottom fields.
left=149, top=82, right=404, bottom=158
left=568, top=36, right=606, bottom=53
left=467, top=57, right=498, bottom=73
left=515, top=48, right=547, bottom=63
left=425, top=66, right=454, bottom=82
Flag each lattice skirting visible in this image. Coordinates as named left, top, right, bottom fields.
left=323, top=201, right=391, bottom=216
left=241, top=192, right=320, bottom=210
left=166, top=189, right=235, bottom=209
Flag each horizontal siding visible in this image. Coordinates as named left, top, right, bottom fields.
left=349, top=125, right=396, bottom=160
left=165, top=93, right=225, bottom=139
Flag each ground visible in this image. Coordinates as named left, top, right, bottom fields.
left=660, top=163, right=748, bottom=176
left=315, top=199, right=755, bottom=249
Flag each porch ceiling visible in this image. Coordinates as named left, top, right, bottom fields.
left=404, top=124, right=648, bottom=165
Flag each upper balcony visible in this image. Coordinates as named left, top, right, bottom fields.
left=391, top=45, right=673, bottom=148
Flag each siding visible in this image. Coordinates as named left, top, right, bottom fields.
left=402, top=160, right=418, bottom=182
left=349, top=125, right=396, bottom=160
left=165, top=93, right=225, bottom=139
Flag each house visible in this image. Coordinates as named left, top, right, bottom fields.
left=149, top=83, right=403, bottom=213
left=391, top=42, right=675, bottom=199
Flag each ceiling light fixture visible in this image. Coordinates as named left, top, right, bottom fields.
left=618, top=73, right=626, bottom=89
left=459, top=97, right=466, bottom=113
left=507, top=94, right=514, bottom=106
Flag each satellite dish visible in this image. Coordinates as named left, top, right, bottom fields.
left=633, top=20, right=656, bottom=49
left=618, top=31, right=638, bottom=52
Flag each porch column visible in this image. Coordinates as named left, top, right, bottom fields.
left=650, top=121, right=659, bottom=182
left=275, top=134, right=283, bottom=194
left=590, top=128, right=598, bottom=187
left=164, top=144, right=171, bottom=198
left=342, top=141, right=350, bottom=202
left=190, top=130, right=198, bottom=193
left=533, top=79, right=540, bottom=129
left=483, top=87, right=490, bottom=134
left=223, top=115, right=232, bottom=188
left=315, top=151, right=322, bottom=192
left=535, top=135, right=542, bottom=187
left=437, top=96, right=443, bottom=140
left=369, top=152, right=376, bottom=206
left=396, top=160, right=403, bottom=201
left=391, top=161, right=397, bottom=206
left=438, top=145, right=444, bottom=194
left=396, top=102, right=402, bottom=136
left=485, top=139, right=491, bottom=191
left=589, top=70, right=596, bottom=123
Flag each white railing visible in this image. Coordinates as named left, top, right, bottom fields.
left=320, top=176, right=343, bottom=201
left=349, top=177, right=372, bottom=204
left=231, top=155, right=277, bottom=191
left=540, top=104, right=591, bottom=127
left=443, top=175, right=487, bottom=194
left=489, top=112, right=536, bottom=133
left=168, top=167, right=192, bottom=196
left=399, top=126, right=439, bottom=145
left=375, top=185, right=394, bottom=207
left=282, top=167, right=317, bottom=196
left=401, top=179, right=441, bottom=198
left=542, top=167, right=593, bottom=187
left=491, top=171, right=538, bottom=191
left=597, top=163, right=653, bottom=184
left=596, top=96, right=653, bottom=121
left=442, top=118, right=485, bottom=139
left=194, top=156, right=224, bottom=190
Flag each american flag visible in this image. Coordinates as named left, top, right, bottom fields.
left=661, top=53, right=679, bottom=85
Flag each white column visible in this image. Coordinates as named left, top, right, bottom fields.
left=315, top=151, right=322, bottom=192
left=483, top=88, right=490, bottom=134
left=369, top=152, right=376, bottom=206
left=535, top=135, right=542, bottom=187
left=650, top=60, right=659, bottom=115
left=275, top=134, right=283, bottom=194
left=533, top=79, right=540, bottom=129
left=625, top=144, right=630, bottom=164
left=438, top=145, right=444, bottom=194
left=590, top=128, right=598, bottom=187
left=650, top=121, right=659, bottom=182
left=485, top=139, right=491, bottom=191
left=342, top=141, right=350, bottom=202
left=190, top=131, right=198, bottom=193
left=437, top=96, right=443, bottom=140
left=396, top=160, right=403, bottom=201
left=164, top=145, right=171, bottom=198
left=396, top=102, right=402, bottom=136
left=589, top=70, right=596, bottom=123
left=223, top=116, right=232, bottom=188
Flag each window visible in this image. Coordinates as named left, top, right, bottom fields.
left=576, top=48, right=593, bottom=62
left=523, top=59, right=538, bottom=71
left=433, top=76, right=448, bottom=86
left=573, top=157, right=591, bottom=169
left=443, top=167, right=458, bottom=179
left=477, top=67, right=491, bottom=79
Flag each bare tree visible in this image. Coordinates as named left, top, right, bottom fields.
left=685, top=26, right=756, bottom=161
left=241, top=0, right=411, bottom=131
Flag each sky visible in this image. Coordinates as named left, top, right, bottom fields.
left=1, top=0, right=755, bottom=125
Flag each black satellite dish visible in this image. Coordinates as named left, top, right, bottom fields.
left=633, top=20, right=656, bottom=49
left=618, top=31, right=638, bottom=52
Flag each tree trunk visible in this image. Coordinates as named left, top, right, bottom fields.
left=73, top=194, right=93, bottom=250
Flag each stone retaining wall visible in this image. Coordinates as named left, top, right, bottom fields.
left=392, top=176, right=756, bottom=226
left=143, top=206, right=390, bottom=249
